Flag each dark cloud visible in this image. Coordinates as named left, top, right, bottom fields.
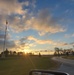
left=0, top=39, right=16, bottom=52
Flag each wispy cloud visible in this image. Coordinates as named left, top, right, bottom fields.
left=27, top=36, right=54, bottom=44
left=65, top=33, right=74, bottom=38
left=0, top=35, right=71, bottom=52
left=26, top=36, right=69, bottom=47
left=25, top=9, right=66, bottom=36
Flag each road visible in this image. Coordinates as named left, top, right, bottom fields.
left=52, top=57, right=74, bottom=75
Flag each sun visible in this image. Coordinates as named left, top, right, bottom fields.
left=23, top=49, right=30, bottom=54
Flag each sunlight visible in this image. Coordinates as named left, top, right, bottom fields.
left=23, top=49, right=30, bottom=54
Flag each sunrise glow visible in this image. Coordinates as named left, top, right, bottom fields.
left=23, top=49, right=30, bottom=54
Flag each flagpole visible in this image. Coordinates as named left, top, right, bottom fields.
left=2, top=20, right=8, bottom=58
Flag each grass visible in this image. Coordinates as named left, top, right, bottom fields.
left=63, top=55, right=74, bottom=60
left=0, top=55, right=60, bottom=75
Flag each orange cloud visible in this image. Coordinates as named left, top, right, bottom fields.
left=27, top=36, right=54, bottom=44
left=0, top=0, right=29, bottom=15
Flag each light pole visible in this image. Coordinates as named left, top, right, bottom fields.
left=2, top=20, right=8, bottom=58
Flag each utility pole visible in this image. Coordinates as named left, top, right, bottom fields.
left=2, top=20, right=8, bottom=58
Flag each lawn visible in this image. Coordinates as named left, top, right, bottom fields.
left=0, top=55, right=60, bottom=75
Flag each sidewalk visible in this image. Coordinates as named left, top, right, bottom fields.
left=52, top=57, right=74, bottom=66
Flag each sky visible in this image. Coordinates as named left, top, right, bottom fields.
left=0, top=0, right=74, bottom=54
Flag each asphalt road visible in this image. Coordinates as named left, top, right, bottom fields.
left=52, top=57, right=74, bottom=75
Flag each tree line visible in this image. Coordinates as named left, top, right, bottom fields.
left=54, top=47, right=74, bottom=56
left=0, top=49, right=35, bottom=57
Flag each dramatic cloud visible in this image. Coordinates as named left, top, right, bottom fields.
left=0, top=0, right=66, bottom=35
left=25, top=9, right=66, bottom=36
left=0, top=0, right=69, bottom=52
left=0, top=35, right=71, bottom=52
left=27, top=36, right=54, bottom=44
left=0, top=0, right=29, bottom=15
left=22, top=36, right=69, bottom=47
left=0, top=0, right=29, bottom=33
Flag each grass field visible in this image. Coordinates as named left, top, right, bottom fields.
left=63, top=56, right=74, bottom=60
left=0, top=55, right=60, bottom=75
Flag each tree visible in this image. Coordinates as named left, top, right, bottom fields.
left=72, top=51, right=74, bottom=55
left=18, top=52, right=24, bottom=56
left=66, top=51, right=69, bottom=56
left=4, top=48, right=9, bottom=57
left=13, top=51, right=17, bottom=55
left=9, top=51, right=13, bottom=56
left=54, top=51, right=57, bottom=56
left=39, top=52, right=41, bottom=57
left=54, top=47, right=60, bottom=56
